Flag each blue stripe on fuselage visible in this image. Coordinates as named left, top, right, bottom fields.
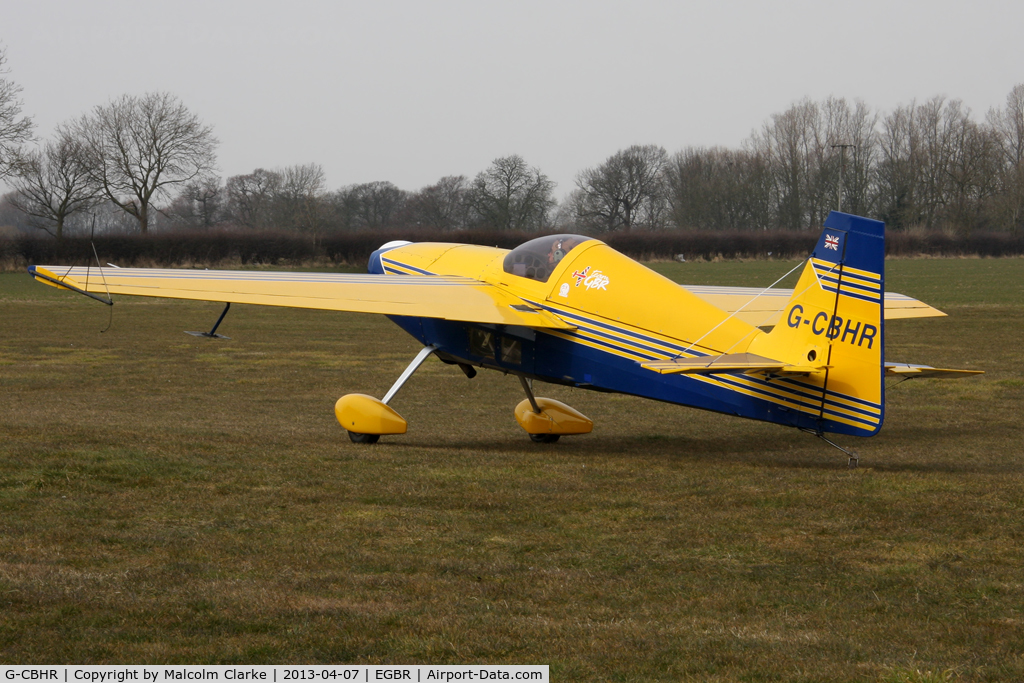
left=384, top=313, right=877, bottom=437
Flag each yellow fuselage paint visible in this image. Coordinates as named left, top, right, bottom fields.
left=385, top=240, right=763, bottom=357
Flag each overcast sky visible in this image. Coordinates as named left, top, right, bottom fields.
left=4, top=0, right=1023, bottom=199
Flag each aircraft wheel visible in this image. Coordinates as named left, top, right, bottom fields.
left=530, top=433, right=560, bottom=443
left=348, top=431, right=380, bottom=444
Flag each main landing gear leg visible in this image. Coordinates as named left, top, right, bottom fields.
left=519, top=376, right=542, bottom=414
left=514, top=375, right=593, bottom=443
left=382, top=345, right=438, bottom=405
left=519, top=377, right=559, bottom=443
left=335, top=344, right=438, bottom=444
left=803, top=429, right=860, bottom=468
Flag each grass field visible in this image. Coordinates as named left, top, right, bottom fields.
left=1, top=258, right=1022, bottom=681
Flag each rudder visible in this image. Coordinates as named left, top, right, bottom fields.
left=747, top=211, right=885, bottom=436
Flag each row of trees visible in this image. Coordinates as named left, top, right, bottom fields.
left=200, top=155, right=556, bottom=237
left=572, top=92, right=1024, bottom=233
left=1, top=88, right=216, bottom=238
left=664, top=92, right=1024, bottom=233
left=3, top=46, right=1023, bottom=236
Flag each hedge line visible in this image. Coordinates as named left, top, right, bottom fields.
left=2, top=229, right=1023, bottom=269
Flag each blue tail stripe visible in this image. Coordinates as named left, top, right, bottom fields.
left=820, top=285, right=881, bottom=304
left=816, top=274, right=881, bottom=296
left=711, top=375, right=879, bottom=428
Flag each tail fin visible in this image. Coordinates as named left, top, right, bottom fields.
left=746, top=211, right=885, bottom=436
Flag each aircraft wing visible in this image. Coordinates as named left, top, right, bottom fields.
left=682, top=285, right=945, bottom=327
left=28, top=265, right=575, bottom=330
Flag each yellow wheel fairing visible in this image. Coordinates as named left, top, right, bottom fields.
left=514, top=398, right=593, bottom=436
left=335, top=394, right=408, bottom=435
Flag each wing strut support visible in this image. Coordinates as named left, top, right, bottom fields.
left=186, top=302, right=232, bottom=339
left=383, top=344, right=438, bottom=405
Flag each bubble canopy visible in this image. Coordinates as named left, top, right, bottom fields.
left=502, top=234, right=592, bottom=283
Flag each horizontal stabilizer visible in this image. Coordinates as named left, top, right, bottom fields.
left=683, top=285, right=945, bottom=326
left=884, top=363, right=983, bottom=379
left=642, top=352, right=826, bottom=376
left=882, top=292, right=948, bottom=319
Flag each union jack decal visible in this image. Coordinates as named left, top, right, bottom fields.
left=824, top=234, right=840, bottom=251
left=572, top=266, right=591, bottom=286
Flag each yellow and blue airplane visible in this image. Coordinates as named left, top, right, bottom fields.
left=28, top=212, right=979, bottom=461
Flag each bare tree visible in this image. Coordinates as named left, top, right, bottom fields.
left=225, top=168, right=282, bottom=229
left=876, top=102, right=924, bottom=230
left=987, top=84, right=1024, bottom=231
left=749, top=100, right=812, bottom=230
left=748, top=98, right=876, bottom=230
left=323, top=185, right=361, bottom=232
left=9, top=127, right=101, bottom=239
left=664, top=146, right=772, bottom=231
left=573, top=145, right=668, bottom=231
left=0, top=191, right=29, bottom=233
left=943, top=103, right=1001, bottom=230
left=877, top=97, right=1002, bottom=231
left=826, top=98, right=879, bottom=217
left=327, top=181, right=409, bottom=231
left=164, top=177, right=224, bottom=230
left=189, top=177, right=224, bottom=229
left=350, top=181, right=409, bottom=229
left=989, top=84, right=1024, bottom=167
left=273, top=163, right=327, bottom=234
left=0, top=47, right=34, bottom=180
left=75, top=92, right=217, bottom=233
left=405, top=175, right=469, bottom=230
left=79, top=199, right=139, bottom=235
left=469, top=155, right=555, bottom=231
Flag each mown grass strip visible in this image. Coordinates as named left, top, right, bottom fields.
left=0, top=262, right=1021, bottom=681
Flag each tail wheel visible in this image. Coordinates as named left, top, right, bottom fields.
left=348, top=431, right=380, bottom=444
left=529, top=433, right=560, bottom=443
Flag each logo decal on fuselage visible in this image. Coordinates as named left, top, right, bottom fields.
left=572, top=268, right=609, bottom=292
left=584, top=271, right=609, bottom=291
